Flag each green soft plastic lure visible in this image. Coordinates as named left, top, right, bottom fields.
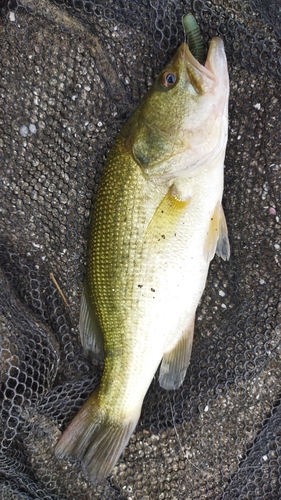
left=183, top=13, right=205, bottom=64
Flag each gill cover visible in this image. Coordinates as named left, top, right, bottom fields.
left=132, top=121, right=181, bottom=168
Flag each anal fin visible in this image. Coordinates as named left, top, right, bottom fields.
left=79, top=278, right=104, bottom=363
left=159, top=318, right=195, bottom=390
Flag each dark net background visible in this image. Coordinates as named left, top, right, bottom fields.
left=0, top=0, right=280, bottom=498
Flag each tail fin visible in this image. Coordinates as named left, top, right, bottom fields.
left=55, top=390, right=140, bottom=483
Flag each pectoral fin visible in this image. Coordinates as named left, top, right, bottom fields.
left=159, top=318, right=195, bottom=390
left=204, top=202, right=230, bottom=262
left=79, top=279, right=104, bottom=362
left=143, top=186, right=190, bottom=248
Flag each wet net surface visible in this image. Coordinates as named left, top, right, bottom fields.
left=0, top=0, right=280, bottom=498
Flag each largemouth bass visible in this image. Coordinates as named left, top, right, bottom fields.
left=55, top=36, right=230, bottom=482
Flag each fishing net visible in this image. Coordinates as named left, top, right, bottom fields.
left=0, top=0, right=280, bottom=498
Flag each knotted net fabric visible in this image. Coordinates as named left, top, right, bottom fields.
left=0, top=0, right=280, bottom=498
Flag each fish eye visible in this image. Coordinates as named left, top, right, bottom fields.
left=161, top=71, right=177, bottom=88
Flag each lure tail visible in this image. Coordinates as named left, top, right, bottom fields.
left=55, top=389, right=140, bottom=483
left=182, top=13, right=205, bottom=64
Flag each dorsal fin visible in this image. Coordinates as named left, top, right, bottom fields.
left=79, top=279, right=104, bottom=363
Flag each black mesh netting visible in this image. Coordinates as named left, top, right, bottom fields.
left=0, top=0, right=280, bottom=498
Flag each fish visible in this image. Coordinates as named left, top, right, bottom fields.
left=55, top=34, right=230, bottom=483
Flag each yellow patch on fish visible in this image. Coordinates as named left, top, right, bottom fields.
left=143, top=187, right=191, bottom=247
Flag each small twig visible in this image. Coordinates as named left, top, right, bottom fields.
left=50, top=272, right=69, bottom=307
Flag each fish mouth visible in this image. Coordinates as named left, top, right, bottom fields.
left=176, top=37, right=227, bottom=93
left=179, top=43, right=215, bottom=79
